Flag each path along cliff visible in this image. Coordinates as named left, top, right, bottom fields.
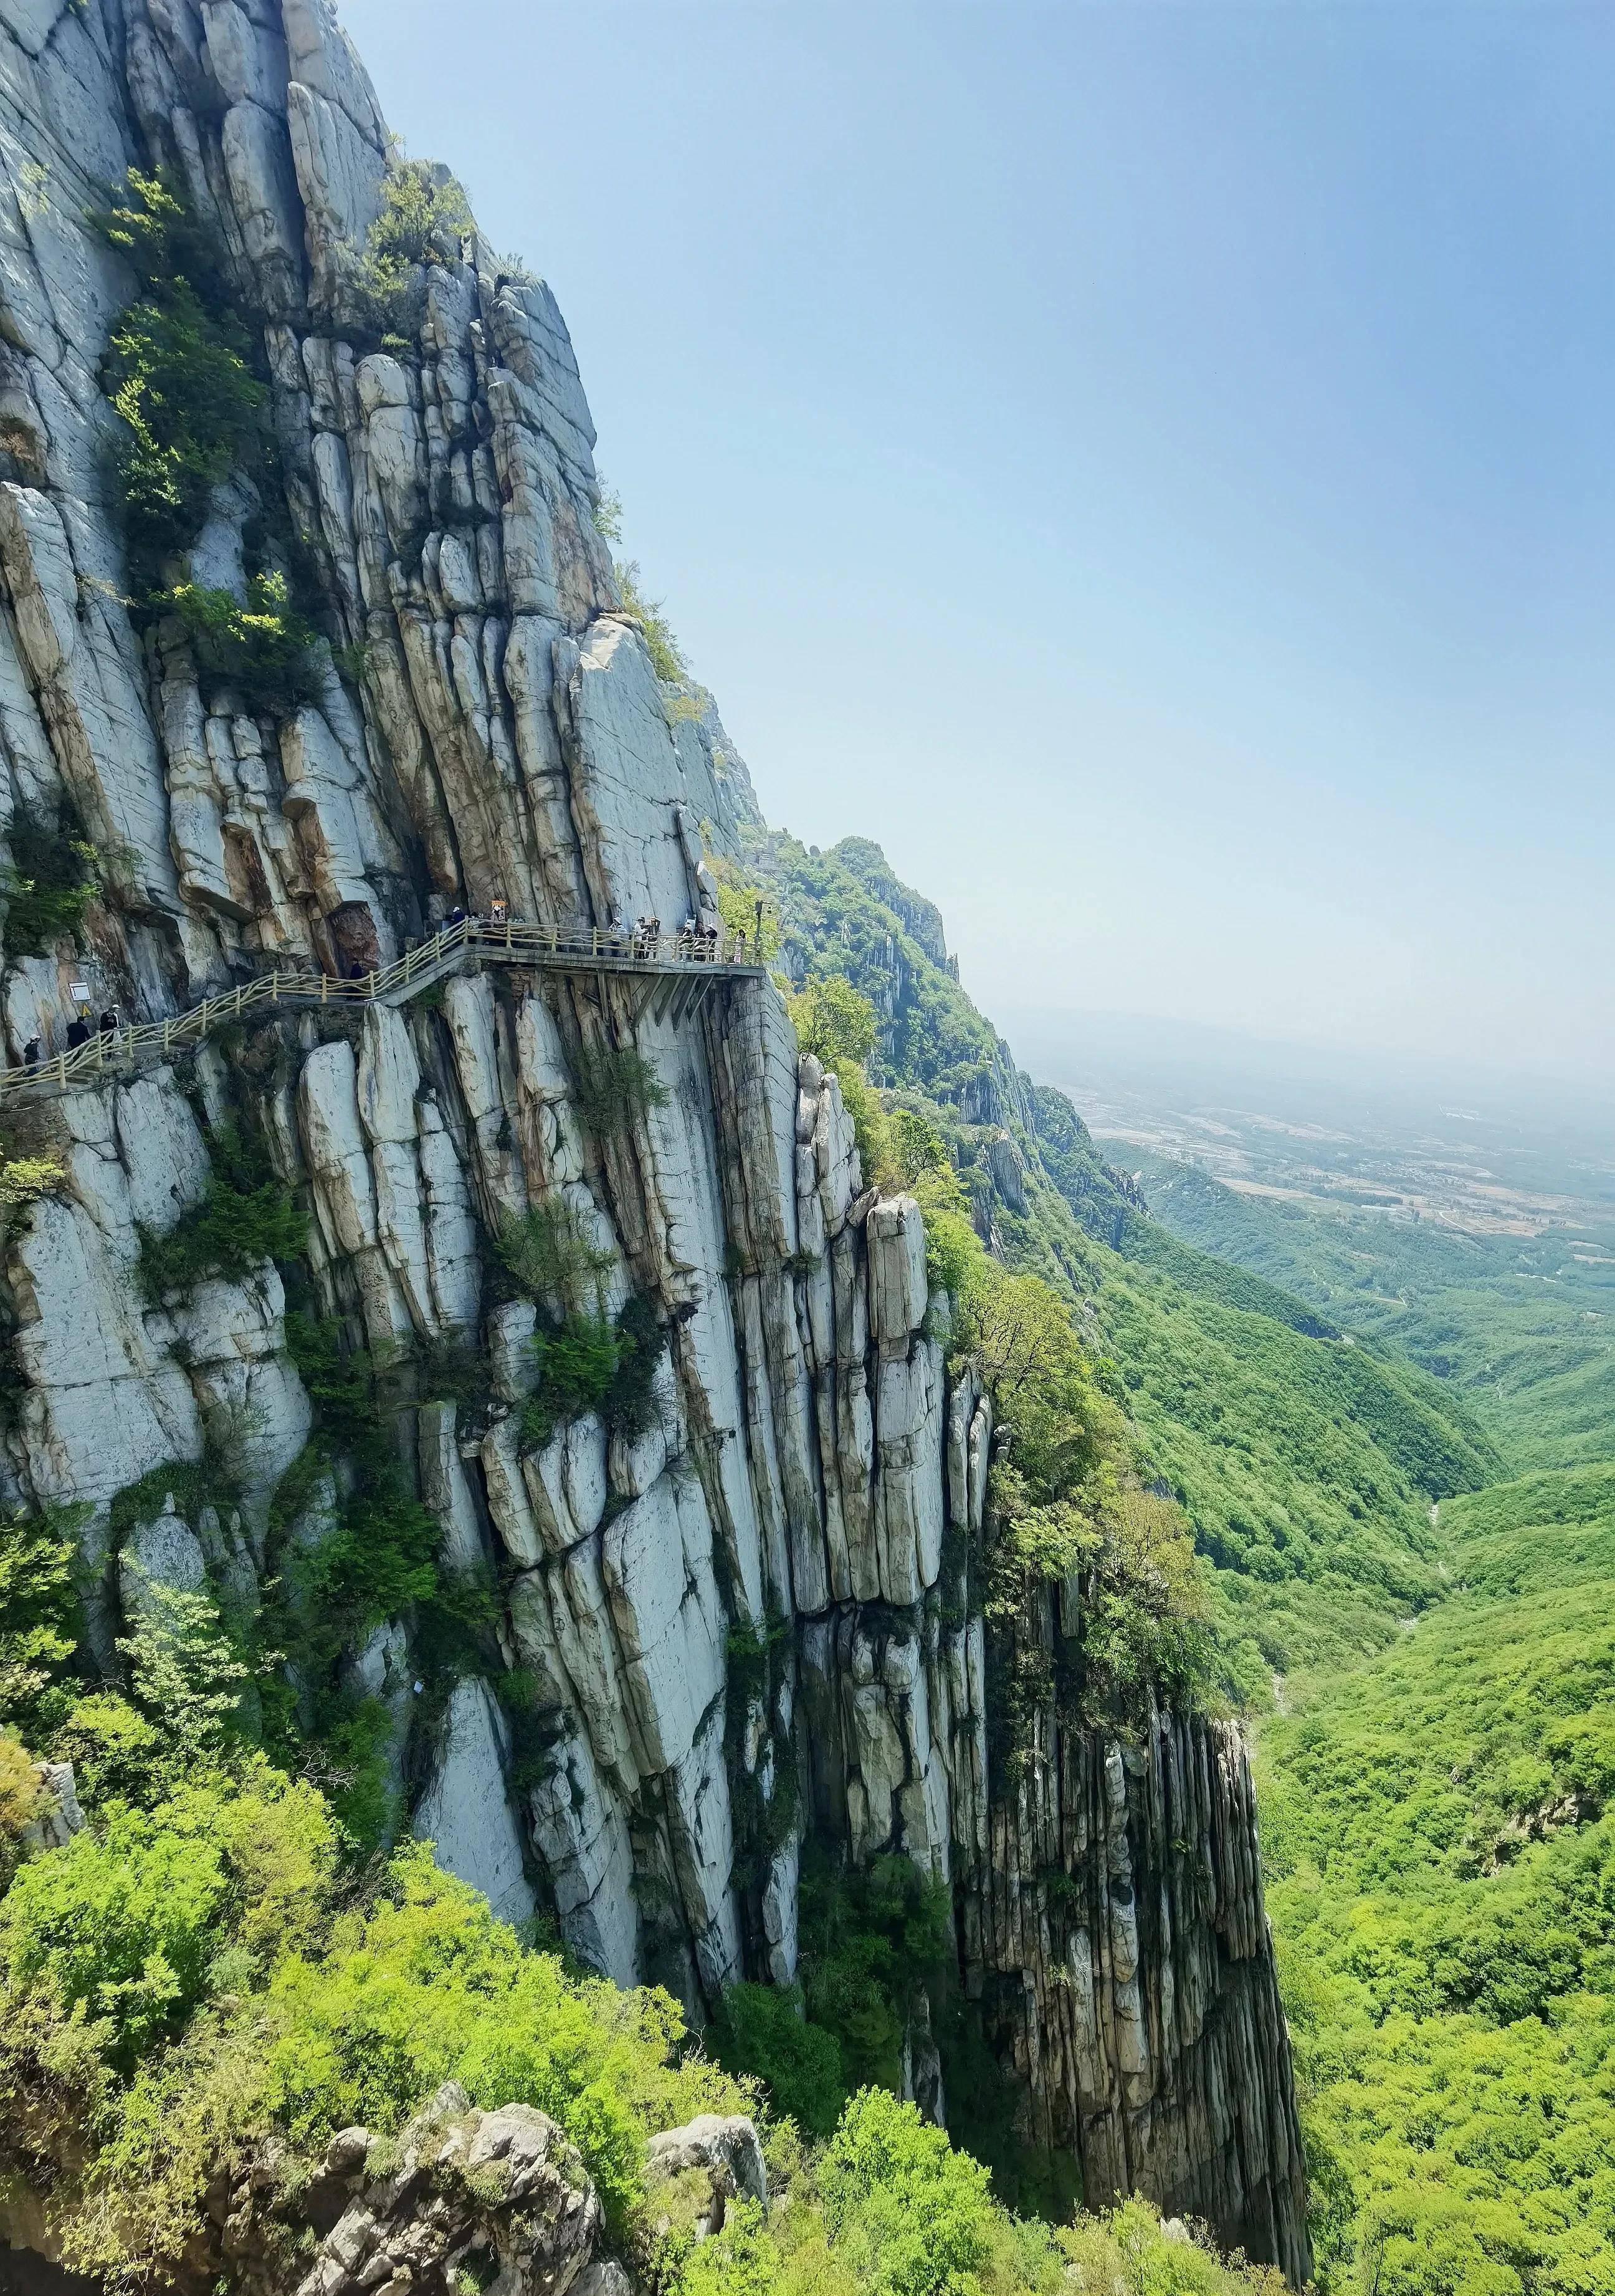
left=0, top=2, right=1307, bottom=2280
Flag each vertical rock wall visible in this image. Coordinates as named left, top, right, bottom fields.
left=0, top=3, right=1306, bottom=2280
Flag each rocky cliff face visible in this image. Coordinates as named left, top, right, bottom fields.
left=0, top=3, right=1307, bottom=2282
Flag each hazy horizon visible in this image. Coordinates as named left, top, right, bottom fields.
left=342, top=0, right=1615, bottom=1082
left=993, top=998, right=1615, bottom=1113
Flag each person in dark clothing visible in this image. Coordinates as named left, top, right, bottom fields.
left=348, top=962, right=365, bottom=982
left=22, top=1036, right=40, bottom=1066
left=98, top=1007, right=118, bottom=1037
left=65, top=1010, right=90, bottom=1050
left=448, top=905, right=466, bottom=927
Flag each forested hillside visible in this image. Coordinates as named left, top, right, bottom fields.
left=1123, top=1149, right=1615, bottom=1472
left=1097, top=1131, right=1615, bottom=2284
left=1260, top=1463, right=1615, bottom=2292
left=750, top=833, right=1499, bottom=1684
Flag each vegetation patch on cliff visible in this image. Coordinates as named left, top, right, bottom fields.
left=166, top=573, right=325, bottom=714
left=136, top=1121, right=306, bottom=1304
left=350, top=156, right=475, bottom=345
left=570, top=1039, right=672, bottom=1137
left=98, top=170, right=323, bottom=709
left=1, top=803, right=98, bottom=959
left=98, top=171, right=269, bottom=581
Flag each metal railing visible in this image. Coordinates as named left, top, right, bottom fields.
left=2, top=915, right=765, bottom=1101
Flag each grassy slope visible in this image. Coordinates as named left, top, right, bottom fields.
left=760, top=834, right=1499, bottom=1677
left=1121, top=1150, right=1615, bottom=1473
left=1258, top=1463, right=1615, bottom=2294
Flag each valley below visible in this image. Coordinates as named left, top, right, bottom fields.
left=1012, top=1021, right=1615, bottom=2290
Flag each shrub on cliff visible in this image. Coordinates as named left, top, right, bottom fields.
left=818, top=2085, right=1001, bottom=2292
left=520, top=1311, right=622, bottom=1447
left=787, top=976, right=897, bottom=1189
left=2, top=1763, right=334, bottom=2070
left=0, top=1729, right=42, bottom=1883
left=97, top=170, right=322, bottom=679
left=166, top=573, right=324, bottom=714
left=789, top=974, right=877, bottom=1069
left=1, top=803, right=98, bottom=957
left=519, top=1295, right=669, bottom=1452
left=0, top=1510, right=79, bottom=1738
left=614, top=557, right=688, bottom=682
left=98, top=173, right=267, bottom=587
left=708, top=1981, right=847, bottom=2138
left=708, top=856, right=781, bottom=958
left=136, top=1123, right=306, bottom=1303
left=497, top=1195, right=614, bottom=1309
left=349, top=158, right=475, bottom=343
left=571, top=1040, right=671, bottom=1137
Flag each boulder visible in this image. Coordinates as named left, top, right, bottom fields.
left=645, top=2113, right=767, bottom=2239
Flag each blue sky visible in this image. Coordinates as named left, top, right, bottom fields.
left=340, top=0, right=1614, bottom=1079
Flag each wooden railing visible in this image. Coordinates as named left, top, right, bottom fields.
left=2, top=916, right=765, bottom=1101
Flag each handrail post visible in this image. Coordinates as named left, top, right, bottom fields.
left=320, top=973, right=328, bottom=1006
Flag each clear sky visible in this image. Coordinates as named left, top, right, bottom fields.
left=340, top=0, right=1614, bottom=1082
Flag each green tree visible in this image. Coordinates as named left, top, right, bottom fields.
left=788, top=976, right=878, bottom=1069
left=0, top=1511, right=80, bottom=1733
left=819, top=2088, right=999, bottom=2296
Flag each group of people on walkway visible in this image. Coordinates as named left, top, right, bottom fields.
left=9, top=891, right=758, bottom=1079
left=16, top=1005, right=120, bottom=1069
left=627, top=914, right=746, bottom=959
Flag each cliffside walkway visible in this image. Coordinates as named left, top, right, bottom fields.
left=1, top=917, right=769, bottom=1106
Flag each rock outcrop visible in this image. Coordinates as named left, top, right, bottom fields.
left=115, top=2080, right=635, bottom=2296
left=0, top=3, right=1306, bottom=2283
left=292, top=2087, right=606, bottom=2296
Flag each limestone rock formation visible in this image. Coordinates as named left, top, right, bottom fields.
left=292, top=2087, right=603, bottom=2296
left=124, top=2080, right=641, bottom=2295
left=0, top=2, right=1307, bottom=2283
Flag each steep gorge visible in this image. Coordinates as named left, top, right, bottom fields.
left=0, top=2, right=1306, bottom=2282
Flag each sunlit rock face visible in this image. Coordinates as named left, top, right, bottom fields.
left=0, top=2, right=1305, bottom=2279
